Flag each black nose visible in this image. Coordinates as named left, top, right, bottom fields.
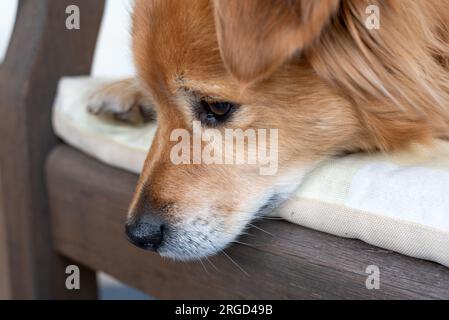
left=125, top=214, right=165, bottom=251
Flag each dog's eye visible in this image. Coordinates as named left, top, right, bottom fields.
left=198, top=100, right=236, bottom=126
left=209, top=101, right=232, bottom=116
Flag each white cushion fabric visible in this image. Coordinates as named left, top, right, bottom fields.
left=53, top=77, right=156, bottom=173
left=53, top=77, right=449, bottom=268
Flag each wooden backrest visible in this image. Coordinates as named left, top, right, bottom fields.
left=0, top=0, right=105, bottom=299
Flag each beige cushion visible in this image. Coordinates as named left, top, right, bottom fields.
left=53, top=76, right=449, bottom=268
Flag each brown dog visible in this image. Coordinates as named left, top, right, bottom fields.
left=89, top=0, right=449, bottom=260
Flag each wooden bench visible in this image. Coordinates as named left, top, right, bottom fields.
left=1, top=0, right=448, bottom=299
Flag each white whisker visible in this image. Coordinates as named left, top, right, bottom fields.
left=198, top=258, right=209, bottom=274
left=249, top=223, right=274, bottom=236
left=221, top=250, right=248, bottom=276
left=205, top=256, right=219, bottom=271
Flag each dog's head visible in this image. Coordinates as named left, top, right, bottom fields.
left=125, top=0, right=449, bottom=260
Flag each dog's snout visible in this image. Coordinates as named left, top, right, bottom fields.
left=125, top=214, right=165, bottom=251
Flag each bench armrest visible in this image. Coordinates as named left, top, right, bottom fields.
left=0, top=0, right=105, bottom=299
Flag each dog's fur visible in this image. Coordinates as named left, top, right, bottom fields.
left=89, top=0, right=449, bottom=260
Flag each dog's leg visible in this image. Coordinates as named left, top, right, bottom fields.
left=87, top=78, right=156, bottom=125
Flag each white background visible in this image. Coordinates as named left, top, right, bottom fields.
left=0, top=0, right=135, bottom=77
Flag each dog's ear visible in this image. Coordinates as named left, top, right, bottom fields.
left=214, top=0, right=339, bottom=84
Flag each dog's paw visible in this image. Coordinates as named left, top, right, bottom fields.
left=87, top=78, right=156, bottom=125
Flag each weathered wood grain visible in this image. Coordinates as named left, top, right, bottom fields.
left=47, top=146, right=449, bottom=299
left=0, top=0, right=104, bottom=299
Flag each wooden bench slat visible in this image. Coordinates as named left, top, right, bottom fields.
left=46, top=145, right=449, bottom=299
